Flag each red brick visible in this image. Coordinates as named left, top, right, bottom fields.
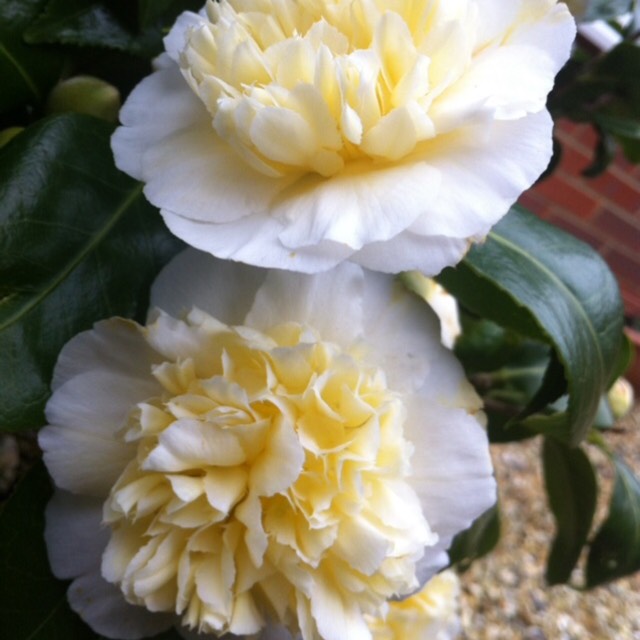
left=517, top=190, right=549, bottom=216
left=593, top=209, right=640, bottom=253
left=532, top=174, right=599, bottom=219
left=602, top=247, right=640, bottom=285
left=557, top=142, right=592, bottom=176
left=576, top=124, right=598, bottom=151
left=587, top=172, right=640, bottom=214
left=621, top=281, right=640, bottom=318
left=544, top=211, right=606, bottom=250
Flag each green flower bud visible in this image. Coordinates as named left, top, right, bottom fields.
left=46, top=76, right=121, bottom=122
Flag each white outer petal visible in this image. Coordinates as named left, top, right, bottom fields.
left=274, top=161, right=440, bottom=251
left=406, top=397, right=495, bottom=584
left=45, top=491, right=108, bottom=580
left=358, top=271, right=444, bottom=391
left=410, top=110, right=554, bottom=239
left=244, top=262, right=364, bottom=345
left=50, top=319, right=159, bottom=391
left=112, top=67, right=207, bottom=182
left=68, top=572, right=174, bottom=640
left=162, top=209, right=356, bottom=273
left=352, top=232, right=469, bottom=276
left=41, top=319, right=161, bottom=496
left=150, top=249, right=267, bottom=324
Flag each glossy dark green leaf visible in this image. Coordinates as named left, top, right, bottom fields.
left=24, top=0, right=162, bottom=57
left=448, top=504, right=500, bottom=572
left=438, top=207, right=625, bottom=445
left=0, top=114, right=183, bottom=431
left=0, top=463, right=103, bottom=639
left=543, top=439, right=597, bottom=585
left=587, top=457, right=640, bottom=587
left=0, top=0, right=65, bottom=113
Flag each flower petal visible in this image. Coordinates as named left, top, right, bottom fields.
left=51, top=319, right=159, bottom=391
left=410, top=111, right=554, bottom=239
left=310, top=580, right=372, bottom=640
left=358, top=269, right=446, bottom=390
left=111, top=67, right=207, bottom=182
left=244, top=262, right=364, bottom=345
left=162, top=208, right=356, bottom=273
left=41, top=367, right=157, bottom=496
left=45, top=491, right=107, bottom=579
left=405, top=397, right=495, bottom=583
left=67, top=571, right=174, bottom=640
left=352, top=231, right=469, bottom=276
left=274, top=160, right=440, bottom=251
left=150, top=250, right=266, bottom=324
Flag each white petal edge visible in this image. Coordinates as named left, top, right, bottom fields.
left=406, top=397, right=496, bottom=584
left=244, top=262, right=364, bottom=345
left=45, top=491, right=108, bottom=580
left=408, top=111, right=554, bottom=239
left=358, top=270, right=444, bottom=391
left=150, top=249, right=267, bottom=324
left=162, top=209, right=356, bottom=273
left=68, top=571, right=174, bottom=640
left=50, top=319, right=160, bottom=391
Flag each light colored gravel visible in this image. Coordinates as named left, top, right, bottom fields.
left=459, top=405, right=640, bottom=639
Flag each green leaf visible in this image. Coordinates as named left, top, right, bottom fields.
left=0, top=0, right=65, bottom=113
left=448, top=504, right=500, bottom=572
left=438, top=207, right=625, bottom=445
left=542, top=439, right=597, bottom=585
left=24, top=0, right=163, bottom=57
left=582, top=127, right=616, bottom=178
left=0, top=463, right=102, bottom=638
left=593, top=113, right=640, bottom=140
left=587, top=457, right=640, bottom=587
left=0, top=114, right=183, bottom=431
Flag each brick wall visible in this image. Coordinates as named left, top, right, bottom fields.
left=518, top=119, right=640, bottom=319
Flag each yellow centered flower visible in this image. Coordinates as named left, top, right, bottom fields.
left=101, top=313, right=431, bottom=636
left=40, top=252, right=495, bottom=640
left=367, top=570, right=461, bottom=640
left=112, top=0, right=576, bottom=274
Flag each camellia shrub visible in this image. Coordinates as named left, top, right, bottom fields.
left=1, top=1, right=639, bottom=639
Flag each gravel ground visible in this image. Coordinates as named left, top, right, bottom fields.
left=459, top=405, right=640, bottom=640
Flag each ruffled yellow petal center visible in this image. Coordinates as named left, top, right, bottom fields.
left=101, top=308, right=432, bottom=638
left=178, top=0, right=554, bottom=177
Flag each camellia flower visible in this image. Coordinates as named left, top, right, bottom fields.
left=367, top=570, right=461, bottom=640
left=112, top=0, right=575, bottom=275
left=39, top=250, right=494, bottom=640
left=261, top=570, right=462, bottom=640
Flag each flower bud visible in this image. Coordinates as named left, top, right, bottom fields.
left=46, top=76, right=121, bottom=122
left=608, top=377, right=635, bottom=419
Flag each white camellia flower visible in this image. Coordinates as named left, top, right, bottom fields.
left=367, top=570, right=461, bottom=640
left=39, top=250, right=494, bottom=640
left=256, top=570, right=462, bottom=640
left=111, top=0, right=575, bottom=275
